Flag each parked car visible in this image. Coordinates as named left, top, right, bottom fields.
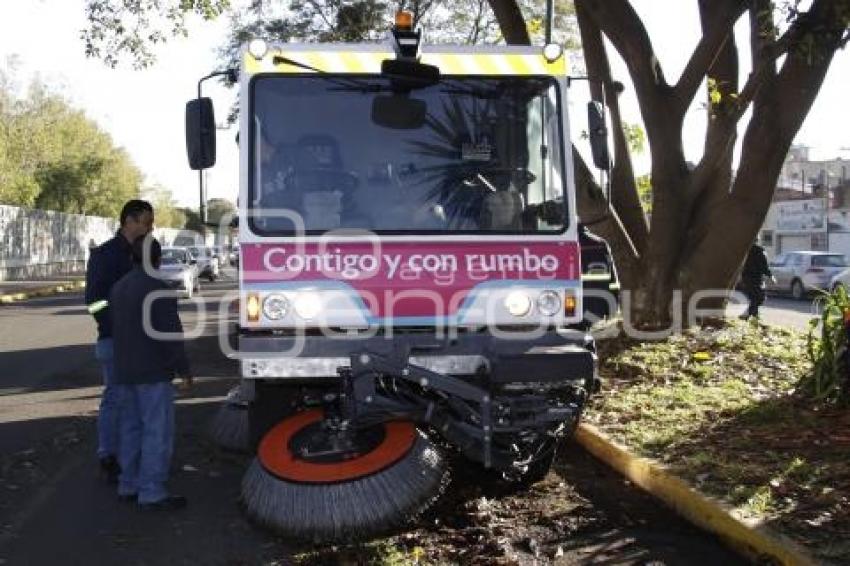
left=187, top=245, right=220, bottom=281
left=765, top=251, right=848, bottom=299
left=158, top=247, right=200, bottom=298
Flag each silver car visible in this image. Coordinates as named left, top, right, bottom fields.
left=766, top=251, right=848, bottom=299
left=158, top=247, right=200, bottom=298
left=187, top=245, right=220, bottom=281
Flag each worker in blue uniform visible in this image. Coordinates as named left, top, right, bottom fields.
left=85, top=200, right=154, bottom=482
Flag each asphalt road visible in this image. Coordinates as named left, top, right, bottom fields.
left=0, top=274, right=747, bottom=565
left=727, top=294, right=821, bottom=331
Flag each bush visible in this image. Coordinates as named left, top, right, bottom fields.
left=800, top=285, right=850, bottom=405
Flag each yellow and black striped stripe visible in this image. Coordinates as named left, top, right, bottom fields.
left=245, top=50, right=567, bottom=76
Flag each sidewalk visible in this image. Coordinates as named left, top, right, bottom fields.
left=0, top=276, right=85, bottom=303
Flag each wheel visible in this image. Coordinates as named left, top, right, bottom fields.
left=791, top=279, right=805, bottom=300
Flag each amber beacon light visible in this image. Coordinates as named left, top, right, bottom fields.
left=394, top=10, right=414, bottom=31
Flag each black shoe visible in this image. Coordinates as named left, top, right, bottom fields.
left=118, top=493, right=138, bottom=503
left=99, top=456, right=121, bottom=484
left=139, top=495, right=187, bottom=511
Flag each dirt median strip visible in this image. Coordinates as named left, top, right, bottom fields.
left=575, top=422, right=817, bottom=566
left=0, top=280, right=86, bottom=304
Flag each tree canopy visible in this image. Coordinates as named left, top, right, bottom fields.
left=0, top=66, right=190, bottom=225
left=82, top=1, right=577, bottom=70
left=0, top=70, right=143, bottom=217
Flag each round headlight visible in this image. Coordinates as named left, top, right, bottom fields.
left=543, top=43, right=563, bottom=63
left=537, top=290, right=562, bottom=317
left=248, top=38, right=268, bottom=60
left=504, top=291, right=532, bottom=317
left=262, top=294, right=289, bottom=320
left=294, top=292, right=322, bottom=320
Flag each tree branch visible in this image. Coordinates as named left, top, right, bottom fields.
left=572, top=146, right=641, bottom=282
left=487, top=0, right=530, bottom=44
left=749, top=0, right=777, bottom=81
left=577, top=0, right=669, bottom=115
left=674, top=0, right=746, bottom=116
left=576, top=0, right=649, bottom=254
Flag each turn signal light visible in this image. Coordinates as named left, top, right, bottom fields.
left=246, top=293, right=261, bottom=322
left=564, top=292, right=577, bottom=317
left=395, top=10, right=414, bottom=31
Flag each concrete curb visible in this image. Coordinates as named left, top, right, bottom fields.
left=575, top=422, right=818, bottom=566
left=0, top=280, right=86, bottom=304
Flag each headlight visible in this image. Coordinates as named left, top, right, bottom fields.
left=537, top=290, right=562, bottom=317
left=246, top=293, right=261, bottom=322
left=262, top=293, right=289, bottom=320
left=504, top=291, right=532, bottom=317
left=293, top=292, right=322, bottom=320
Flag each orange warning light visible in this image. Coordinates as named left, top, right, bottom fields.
left=395, top=10, right=414, bottom=31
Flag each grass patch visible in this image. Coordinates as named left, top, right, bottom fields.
left=587, top=320, right=850, bottom=563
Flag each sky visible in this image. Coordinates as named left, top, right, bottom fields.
left=1, top=1, right=849, bottom=209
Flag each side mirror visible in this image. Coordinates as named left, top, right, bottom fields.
left=587, top=101, right=611, bottom=171
left=371, top=95, right=427, bottom=130
left=186, top=97, right=216, bottom=170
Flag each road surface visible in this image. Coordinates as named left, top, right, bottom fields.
left=727, top=294, right=821, bottom=331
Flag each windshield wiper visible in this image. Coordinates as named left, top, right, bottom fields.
left=272, top=55, right=324, bottom=73
left=272, top=55, right=385, bottom=93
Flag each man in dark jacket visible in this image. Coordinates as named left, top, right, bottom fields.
left=85, top=200, right=154, bottom=481
left=111, top=235, right=191, bottom=510
left=740, top=243, right=773, bottom=319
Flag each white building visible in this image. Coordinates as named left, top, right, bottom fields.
left=760, top=145, right=850, bottom=260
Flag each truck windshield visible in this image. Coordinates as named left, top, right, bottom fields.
left=249, top=74, right=567, bottom=235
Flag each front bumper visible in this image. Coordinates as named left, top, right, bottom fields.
left=237, top=328, right=596, bottom=384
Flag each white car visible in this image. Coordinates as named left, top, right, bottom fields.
left=158, top=247, right=200, bottom=298
left=766, top=251, right=848, bottom=299
left=187, top=246, right=220, bottom=281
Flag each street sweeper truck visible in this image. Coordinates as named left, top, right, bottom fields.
left=187, top=11, right=610, bottom=541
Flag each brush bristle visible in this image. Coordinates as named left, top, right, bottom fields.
left=240, top=431, right=448, bottom=542
left=208, top=387, right=251, bottom=453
